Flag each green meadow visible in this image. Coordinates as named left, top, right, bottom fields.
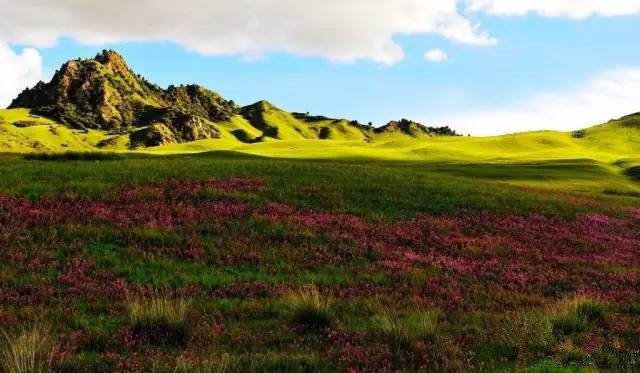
left=2, top=106, right=640, bottom=206
left=0, top=151, right=639, bottom=218
left=1, top=108, right=639, bottom=372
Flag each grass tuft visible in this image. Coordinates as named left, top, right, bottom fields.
left=0, top=326, right=52, bottom=373
left=284, top=286, right=334, bottom=328
left=573, top=298, right=608, bottom=323
left=551, top=297, right=609, bottom=336
left=372, top=307, right=440, bottom=344
left=551, top=313, right=588, bottom=337
left=127, top=296, right=191, bottom=325
left=126, top=296, right=192, bottom=346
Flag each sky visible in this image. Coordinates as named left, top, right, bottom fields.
left=1, top=1, right=640, bottom=135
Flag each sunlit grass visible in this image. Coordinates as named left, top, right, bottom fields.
left=126, top=296, right=193, bottom=346
left=127, top=296, right=191, bottom=326
left=284, top=285, right=334, bottom=327
left=3, top=108, right=640, bottom=168
left=372, top=307, right=441, bottom=344
left=0, top=326, right=52, bottom=373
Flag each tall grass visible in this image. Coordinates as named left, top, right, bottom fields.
left=127, top=297, right=191, bottom=326
left=0, top=327, right=52, bottom=373
left=551, top=297, right=609, bottom=336
left=126, top=296, right=193, bottom=346
left=284, top=286, right=334, bottom=327
left=372, top=307, right=440, bottom=344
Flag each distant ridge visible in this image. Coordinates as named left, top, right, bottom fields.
left=375, top=119, right=458, bottom=138
left=8, top=50, right=460, bottom=148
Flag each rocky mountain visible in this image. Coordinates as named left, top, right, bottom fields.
left=9, top=50, right=236, bottom=146
left=8, top=50, right=457, bottom=148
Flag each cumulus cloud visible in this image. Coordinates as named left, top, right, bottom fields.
left=0, top=0, right=497, bottom=65
left=424, top=49, right=449, bottom=62
left=467, top=0, right=640, bottom=19
left=430, top=68, right=640, bottom=136
left=0, top=43, right=43, bottom=108
left=0, top=1, right=637, bottom=66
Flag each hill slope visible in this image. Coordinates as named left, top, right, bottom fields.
left=9, top=51, right=237, bottom=147
left=240, top=101, right=371, bottom=142
left=3, top=50, right=640, bottom=167
left=6, top=50, right=460, bottom=150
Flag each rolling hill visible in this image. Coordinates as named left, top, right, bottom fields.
left=2, top=50, right=640, bottom=182
left=3, top=50, right=458, bottom=152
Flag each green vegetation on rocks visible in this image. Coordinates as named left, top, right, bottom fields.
left=6, top=51, right=463, bottom=150
left=9, top=50, right=234, bottom=145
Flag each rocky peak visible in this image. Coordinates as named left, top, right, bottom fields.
left=8, top=50, right=234, bottom=144
left=94, top=49, right=126, bottom=65
left=92, top=50, right=133, bottom=76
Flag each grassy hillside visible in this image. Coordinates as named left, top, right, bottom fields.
left=0, top=108, right=111, bottom=152
left=4, top=108, right=639, bottom=164
left=2, top=49, right=466, bottom=150
left=2, top=106, right=640, bottom=203
left=239, top=101, right=369, bottom=142
left=5, top=49, right=637, bottom=164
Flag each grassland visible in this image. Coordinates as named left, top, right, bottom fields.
left=0, top=148, right=639, bottom=371
left=0, top=108, right=639, bottom=371
left=3, top=107, right=640, bottom=163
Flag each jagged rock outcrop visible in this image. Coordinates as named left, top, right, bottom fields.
left=9, top=50, right=235, bottom=145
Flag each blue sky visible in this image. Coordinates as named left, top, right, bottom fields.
left=2, top=1, right=640, bottom=135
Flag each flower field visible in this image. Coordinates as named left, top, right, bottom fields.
left=0, top=154, right=638, bottom=371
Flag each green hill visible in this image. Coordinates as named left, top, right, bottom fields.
left=0, top=108, right=110, bottom=152
left=3, top=49, right=640, bottom=170
left=4, top=50, right=461, bottom=151
left=240, top=101, right=370, bottom=141
left=577, top=113, right=640, bottom=155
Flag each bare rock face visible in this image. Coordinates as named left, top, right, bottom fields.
left=154, top=109, right=221, bottom=143
left=9, top=50, right=235, bottom=146
left=10, top=51, right=144, bottom=129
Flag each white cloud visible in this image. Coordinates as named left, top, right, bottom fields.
left=0, top=1, right=636, bottom=67
left=467, top=0, right=640, bottom=19
left=0, top=43, right=43, bottom=108
left=424, top=49, right=449, bottom=62
left=429, top=68, right=640, bottom=136
left=0, top=0, right=496, bottom=65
